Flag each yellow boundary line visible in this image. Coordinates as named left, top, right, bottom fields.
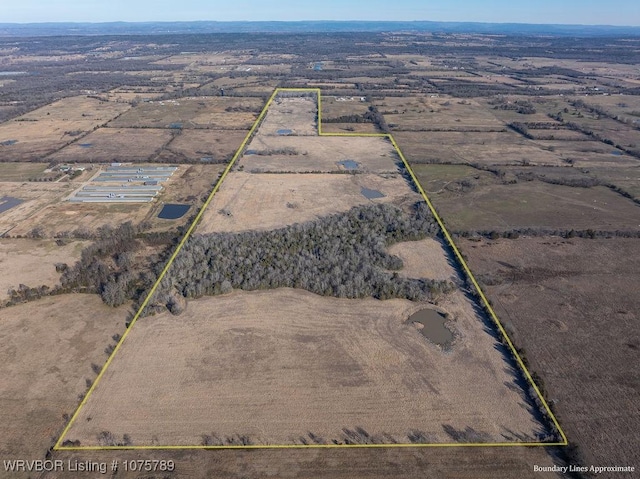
left=55, top=88, right=567, bottom=451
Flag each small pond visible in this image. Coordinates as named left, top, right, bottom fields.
left=407, top=309, right=454, bottom=348
left=0, top=196, right=23, bottom=214
left=158, top=203, right=190, bottom=219
left=337, top=159, right=359, bottom=170
left=277, top=129, right=293, bottom=135
left=79, top=143, right=93, bottom=148
left=361, top=187, right=385, bottom=199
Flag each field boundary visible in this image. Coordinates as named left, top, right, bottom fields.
left=54, top=88, right=568, bottom=451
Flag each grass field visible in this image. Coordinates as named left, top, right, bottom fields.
left=411, top=164, right=640, bottom=232
left=196, top=172, right=421, bottom=234
left=393, top=131, right=564, bottom=166
left=61, top=288, right=544, bottom=447
left=242, top=135, right=401, bottom=173
left=258, top=96, right=318, bottom=136
left=0, top=96, right=130, bottom=161
left=165, top=129, right=249, bottom=162
left=48, top=128, right=174, bottom=163
left=108, top=97, right=263, bottom=130
left=0, top=294, right=126, bottom=465
left=459, top=237, right=640, bottom=472
left=0, top=239, right=86, bottom=301
left=374, top=96, right=505, bottom=132
left=43, top=446, right=557, bottom=479
left=0, top=162, right=48, bottom=181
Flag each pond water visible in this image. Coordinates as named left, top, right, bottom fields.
left=337, top=159, right=359, bottom=170
left=277, top=129, right=293, bottom=135
left=361, top=187, right=385, bottom=199
left=407, top=309, right=453, bottom=348
left=611, top=150, right=623, bottom=156
left=1, top=139, right=17, bottom=146
left=0, top=196, right=23, bottom=214
left=79, top=143, right=93, bottom=148
left=158, top=203, right=190, bottom=219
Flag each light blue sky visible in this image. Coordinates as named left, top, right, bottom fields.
left=2, top=0, right=638, bottom=26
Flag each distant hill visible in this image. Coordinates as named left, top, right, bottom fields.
left=0, top=21, right=639, bottom=37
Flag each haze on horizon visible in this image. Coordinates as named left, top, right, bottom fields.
left=2, top=0, right=639, bottom=27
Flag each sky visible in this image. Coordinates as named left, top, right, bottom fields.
left=1, top=0, right=638, bottom=26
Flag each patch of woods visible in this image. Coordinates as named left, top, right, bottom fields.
left=490, top=97, right=537, bottom=114
left=323, top=105, right=390, bottom=132
left=57, top=222, right=179, bottom=308
left=152, top=203, right=455, bottom=315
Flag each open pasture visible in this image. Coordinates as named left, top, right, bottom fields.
left=109, top=97, right=263, bottom=130
left=242, top=135, right=400, bottom=173
left=375, top=96, right=505, bottom=132
left=258, top=95, right=318, bottom=136
left=0, top=294, right=126, bottom=461
left=62, top=288, right=544, bottom=447
left=411, top=166, right=640, bottom=232
left=460, top=236, right=640, bottom=471
left=393, top=131, right=564, bottom=166
left=49, top=127, right=173, bottom=163
left=0, top=96, right=130, bottom=161
left=167, top=129, right=247, bottom=162
left=0, top=239, right=86, bottom=301
left=196, top=172, right=421, bottom=234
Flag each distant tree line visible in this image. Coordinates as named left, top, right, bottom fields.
left=152, top=203, right=454, bottom=313
left=454, top=228, right=640, bottom=241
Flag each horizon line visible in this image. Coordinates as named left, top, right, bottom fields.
left=1, top=19, right=639, bottom=29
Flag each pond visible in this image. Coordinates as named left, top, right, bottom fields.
left=158, top=204, right=190, bottom=220
left=277, top=129, right=293, bottom=135
left=337, top=159, right=359, bottom=170
left=78, top=143, right=93, bottom=148
left=0, top=196, right=23, bottom=214
left=407, top=309, right=454, bottom=349
left=361, top=187, right=385, bottom=199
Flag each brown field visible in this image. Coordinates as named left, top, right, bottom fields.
left=0, top=239, right=86, bottom=300
left=588, top=166, right=640, bottom=199
left=0, top=294, right=126, bottom=462
left=0, top=181, right=75, bottom=236
left=579, top=94, right=640, bottom=124
left=109, top=97, right=263, bottom=130
left=155, top=163, right=225, bottom=209
left=43, top=446, right=557, bottom=479
left=62, top=287, right=543, bottom=447
left=166, top=129, right=247, bottom=162
left=197, top=172, right=421, bottom=234
left=258, top=96, right=318, bottom=136
left=387, top=238, right=458, bottom=282
left=48, top=127, right=174, bottom=163
left=0, top=96, right=130, bottom=161
left=412, top=166, right=640, bottom=232
left=394, top=131, right=564, bottom=166
left=533, top=140, right=640, bottom=168
left=374, top=96, right=505, bottom=132
left=242, top=135, right=400, bottom=173
left=0, top=162, right=48, bottom=181
left=321, top=96, right=372, bottom=119
left=321, top=122, right=380, bottom=134
left=459, top=236, right=640, bottom=472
